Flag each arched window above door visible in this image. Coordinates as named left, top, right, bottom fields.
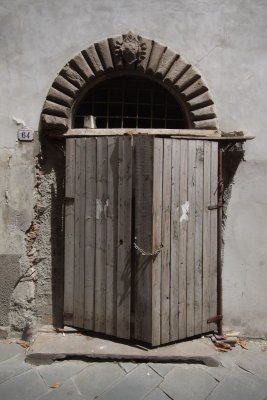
left=74, top=76, right=187, bottom=129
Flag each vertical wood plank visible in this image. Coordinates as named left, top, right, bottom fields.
left=203, top=141, right=211, bottom=332
left=94, top=137, right=108, bottom=333
left=209, top=141, right=218, bottom=331
left=106, top=137, right=119, bottom=336
left=117, top=137, right=132, bottom=339
left=178, top=140, right=188, bottom=340
left=186, top=140, right=196, bottom=337
left=84, top=137, right=97, bottom=330
left=151, top=138, right=163, bottom=346
left=194, top=140, right=204, bottom=335
left=170, top=139, right=180, bottom=342
left=73, top=138, right=86, bottom=327
left=64, top=139, right=76, bottom=325
left=161, top=139, right=172, bottom=344
left=134, top=136, right=153, bottom=343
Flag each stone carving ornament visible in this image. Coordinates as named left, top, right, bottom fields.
left=115, top=31, right=147, bottom=64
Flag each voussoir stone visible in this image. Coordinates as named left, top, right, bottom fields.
left=82, top=45, right=105, bottom=75
left=193, top=118, right=218, bottom=129
left=42, top=114, right=68, bottom=131
left=155, top=48, right=177, bottom=78
left=71, top=53, right=95, bottom=81
left=163, top=56, right=189, bottom=84
left=60, top=65, right=86, bottom=89
left=95, top=39, right=114, bottom=71
left=191, top=105, right=216, bottom=120
left=53, top=75, right=80, bottom=98
left=43, top=100, right=70, bottom=118
left=147, top=42, right=166, bottom=74
left=47, top=87, right=74, bottom=108
left=187, top=91, right=214, bottom=109
left=137, top=38, right=153, bottom=72
left=182, top=77, right=208, bottom=99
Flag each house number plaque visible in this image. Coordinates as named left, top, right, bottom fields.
left=17, top=128, right=34, bottom=142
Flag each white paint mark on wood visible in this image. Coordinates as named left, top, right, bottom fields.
left=96, top=199, right=103, bottom=219
left=180, top=201, right=190, bottom=222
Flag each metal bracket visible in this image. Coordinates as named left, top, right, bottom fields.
left=207, top=315, right=223, bottom=324
left=63, top=312, right=73, bottom=318
left=64, top=196, right=74, bottom=203
left=208, top=203, right=223, bottom=210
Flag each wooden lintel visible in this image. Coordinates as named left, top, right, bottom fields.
left=48, top=128, right=254, bottom=141
left=171, top=136, right=255, bottom=141
left=50, top=128, right=221, bottom=138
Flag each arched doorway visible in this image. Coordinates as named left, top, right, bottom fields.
left=42, top=32, right=219, bottom=346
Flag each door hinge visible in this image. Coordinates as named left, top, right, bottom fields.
left=208, top=203, right=223, bottom=210
left=64, top=196, right=74, bottom=203
left=63, top=312, right=73, bottom=318
left=207, top=315, right=223, bottom=324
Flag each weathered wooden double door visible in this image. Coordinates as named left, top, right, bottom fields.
left=64, top=135, right=218, bottom=346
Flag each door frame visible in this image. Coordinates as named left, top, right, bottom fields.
left=63, top=129, right=227, bottom=342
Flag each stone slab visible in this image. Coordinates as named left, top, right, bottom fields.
left=148, top=363, right=175, bottom=377
left=200, top=365, right=229, bottom=383
left=0, top=369, right=47, bottom=400
left=0, top=342, right=24, bottom=362
left=236, top=351, right=267, bottom=382
left=207, top=368, right=267, bottom=400
left=160, top=365, right=218, bottom=400
left=74, top=362, right=125, bottom=398
left=145, top=388, right=171, bottom=400
left=26, top=331, right=220, bottom=367
left=0, top=353, right=31, bottom=384
left=37, top=360, right=90, bottom=386
left=97, top=364, right=163, bottom=400
left=38, top=379, right=86, bottom=400
left=118, top=362, right=138, bottom=373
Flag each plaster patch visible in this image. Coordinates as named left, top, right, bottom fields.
left=12, top=115, right=26, bottom=127
left=180, top=201, right=190, bottom=222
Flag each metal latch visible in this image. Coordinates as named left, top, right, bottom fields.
left=208, top=203, right=223, bottom=210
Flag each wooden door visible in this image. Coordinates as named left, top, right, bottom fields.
left=133, top=137, right=218, bottom=346
left=64, top=135, right=218, bottom=346
left=64, top=136, right=132, bottom=339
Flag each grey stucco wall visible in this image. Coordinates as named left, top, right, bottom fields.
left=0, top=0, right=266, bottom=337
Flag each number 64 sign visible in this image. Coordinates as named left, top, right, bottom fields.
left=17, top=129, right=34, bottom=142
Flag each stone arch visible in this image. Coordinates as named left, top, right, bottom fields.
left=41, top=32, right=218, bottom=132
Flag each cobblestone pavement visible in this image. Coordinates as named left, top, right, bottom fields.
left=0, top=339, right=267, bottom=400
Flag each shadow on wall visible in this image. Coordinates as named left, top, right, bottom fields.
left=221, top=142, right=245, bottom=228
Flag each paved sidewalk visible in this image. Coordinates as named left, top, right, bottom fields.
left=0, top=339, right=267, bottom=400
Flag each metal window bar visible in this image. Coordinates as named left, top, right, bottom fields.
left=74, top=77, right=186, bottom=129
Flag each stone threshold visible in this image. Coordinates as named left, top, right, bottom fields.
left=25, top=326, right=220, bottom=367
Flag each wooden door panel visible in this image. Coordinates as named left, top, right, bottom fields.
left=64, top=136, right=132, bottom=339
left=64, top=139, right=76, bottom=326
left=133, top=136, right=154, bottom=343
left=116, top=136, right=132, bottom=339
left=84, top=137, right=97, bottom=330
left=133, top=138, right=218, bottom=346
